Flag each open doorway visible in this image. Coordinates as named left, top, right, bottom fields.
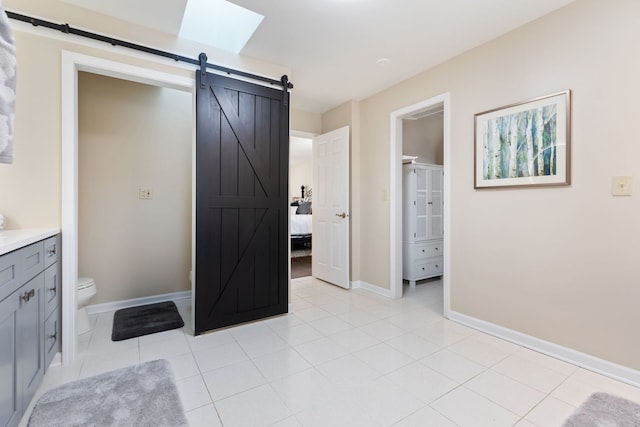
left=390, top=93, right=451, bottom=318
left=61, top=51, right=195, bottom=362
left=289, top=126, right=351, bottom=289
left=77, top=72, right=192, bottom=323
left=400, top=105, right=444, bottom=299
left=289, top=134, right=313, bottom=279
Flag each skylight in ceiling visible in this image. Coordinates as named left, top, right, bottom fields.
left=179, top=0, right=263, bottom=54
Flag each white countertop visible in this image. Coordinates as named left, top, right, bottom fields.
left=0, top=228, right=60, bottom=256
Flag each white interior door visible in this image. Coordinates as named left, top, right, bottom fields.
left=312, top=126, right=350, bottom=289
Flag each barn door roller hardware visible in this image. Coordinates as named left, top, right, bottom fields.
left=6, top=11, right=294, bottom=92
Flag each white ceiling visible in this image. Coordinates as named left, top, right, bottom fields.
left=61, top=0, right=575, bottom=113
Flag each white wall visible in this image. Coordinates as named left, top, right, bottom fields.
left=290, top=160, right=312, bottom=201
left=78, top=72, right=192, bottom=304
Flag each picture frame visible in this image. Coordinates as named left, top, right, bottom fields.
left=474, top=90, right=571, bottom=189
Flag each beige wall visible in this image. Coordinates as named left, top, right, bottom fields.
left=291, top=108, right=321, bottom=135
left=0, top=13, right=288, bottom=229
left=403, top=114, right=444, bottom=165
left=357, top=0, right=640, bottom=369
left=5, top=0, right=640, bottom=372
left=77, top=73, right=192, bottom=304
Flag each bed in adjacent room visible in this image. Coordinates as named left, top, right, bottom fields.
left=290, top=202, right=312, bottom=247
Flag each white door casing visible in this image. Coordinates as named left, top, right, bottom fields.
left=312, top=126, right=350, bottom=289
left=62, top=51, right=195, bottom=363
left=390, top=93, right=450, bottom=310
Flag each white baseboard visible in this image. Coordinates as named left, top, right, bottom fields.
left=47, top=352, right=62, bottom=370
left=449, top=310, right=640, bottom=388
left=351, top=280, right=392, bottom=298
left=86, top=290, right=192, bottom=315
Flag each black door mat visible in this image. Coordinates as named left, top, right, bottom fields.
left=112, top=301, right=184, bottom=341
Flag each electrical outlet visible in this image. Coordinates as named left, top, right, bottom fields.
left=138, top=188, right=152, bottom=199
left=612, top=176, right=633, bottom=196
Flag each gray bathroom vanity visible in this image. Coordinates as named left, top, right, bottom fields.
left=0, top=230, right=60, bottom=427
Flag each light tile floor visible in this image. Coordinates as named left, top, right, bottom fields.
left=21, top=277, right=640, bottom=427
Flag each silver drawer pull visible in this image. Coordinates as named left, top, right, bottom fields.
left=435, top=265, right=439, bottom=268
left=49, top=332, right=57, bottom=341
left=47, top=246, right=57, bottom=256
left=21, top=289, right=35, bottom=302
left=48, top=287, right=57, bottom=294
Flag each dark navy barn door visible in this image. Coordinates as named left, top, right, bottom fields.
left=195, top=72, right=289, bottom=334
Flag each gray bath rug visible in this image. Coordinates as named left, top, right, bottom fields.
left=28, top=359, right=187, bottom=427
left=112, top=301, right=184, bottom=341
left=562, top=392, right=640, bottom=426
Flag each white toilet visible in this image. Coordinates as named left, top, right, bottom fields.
left=77, top=277, right=97, bottom=335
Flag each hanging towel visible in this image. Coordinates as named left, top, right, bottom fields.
left=0, top=5, right=16, bottom=164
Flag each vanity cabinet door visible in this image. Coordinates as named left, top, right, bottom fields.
left=0, top=291, right=22, bottom=427
left=17, top=273, right=45, bottom=413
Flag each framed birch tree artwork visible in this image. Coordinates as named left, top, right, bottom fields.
left=474, top=90, right=571, bottom=188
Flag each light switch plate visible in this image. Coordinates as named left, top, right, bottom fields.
left=138, top=188, right=153, bottom=199
left=612, top=176, right=633, bottom=196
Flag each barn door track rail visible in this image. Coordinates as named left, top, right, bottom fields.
left=6, top=10, right=293, bottom=94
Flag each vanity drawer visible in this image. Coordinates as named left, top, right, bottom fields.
left=44, top=235, right=60, bottom=268
left=44, top=308, right=60, bottom=371
left=44, top=263, right=60, bottom=319
left=21, top=242, right=44, bottom=283
left=0, top=250, right=21, bottom=302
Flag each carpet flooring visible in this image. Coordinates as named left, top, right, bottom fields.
left=291, top=256, right=311, bottom=278
left=112, top=301, right=184, bottom=341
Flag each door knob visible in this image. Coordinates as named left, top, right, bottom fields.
left=335, top=212, right=348, bottom=219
